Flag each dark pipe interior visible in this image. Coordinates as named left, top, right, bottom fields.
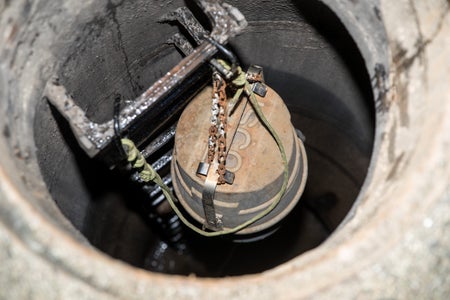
left=34, top=0, right=374, bottom=276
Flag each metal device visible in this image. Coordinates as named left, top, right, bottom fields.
left=172, top=66, right=308, bottom=236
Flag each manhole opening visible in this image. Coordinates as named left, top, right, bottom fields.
left=34, top=0, right=375, bottom=277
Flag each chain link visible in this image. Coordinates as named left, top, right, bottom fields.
left=207, top=73, right=220, bottom=164
left=207, top=72, right=228, bottom=184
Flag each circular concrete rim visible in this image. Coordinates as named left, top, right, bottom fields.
left=0, top=0, right=449, bottom=299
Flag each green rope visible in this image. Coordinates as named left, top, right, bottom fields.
left=122, top=61, right=289, bottom=237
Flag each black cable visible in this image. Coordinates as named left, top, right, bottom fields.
left=203, top=35, right=238, bottom=75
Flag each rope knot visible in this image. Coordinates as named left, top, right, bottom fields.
left=140, top=164, right=157, bottom=182
left=121, top=138, right=156, bottom=182
left=216, top=59, right=246, bottom=88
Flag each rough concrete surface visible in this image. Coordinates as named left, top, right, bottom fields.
left=0, top=0, right=449, bottom=299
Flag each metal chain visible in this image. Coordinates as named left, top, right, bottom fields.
left=207, top=72, right=220, bottom=164
left=207, top=72, right=228, bottom=184
left=216, top=74, right=228, bottom=184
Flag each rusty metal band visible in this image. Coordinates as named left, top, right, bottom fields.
left=201, top=162, right=222, bottom=230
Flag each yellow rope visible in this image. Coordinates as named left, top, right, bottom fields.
left=122, top=62, right=289, bottom=237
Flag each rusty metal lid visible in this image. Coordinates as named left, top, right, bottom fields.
left=171, top=85, right=307, bottom=235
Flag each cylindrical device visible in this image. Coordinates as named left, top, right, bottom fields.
left=171, top=84, right=307, bottom=236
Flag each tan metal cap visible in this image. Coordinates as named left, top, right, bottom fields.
left=171, top=85, right=307, bottom=235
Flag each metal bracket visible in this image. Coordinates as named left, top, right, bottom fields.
left=196, top=161, right=223, bottom=230
left=162, top=5, right=239, bottom=79
left=45, top=0, right=247, bottom=161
